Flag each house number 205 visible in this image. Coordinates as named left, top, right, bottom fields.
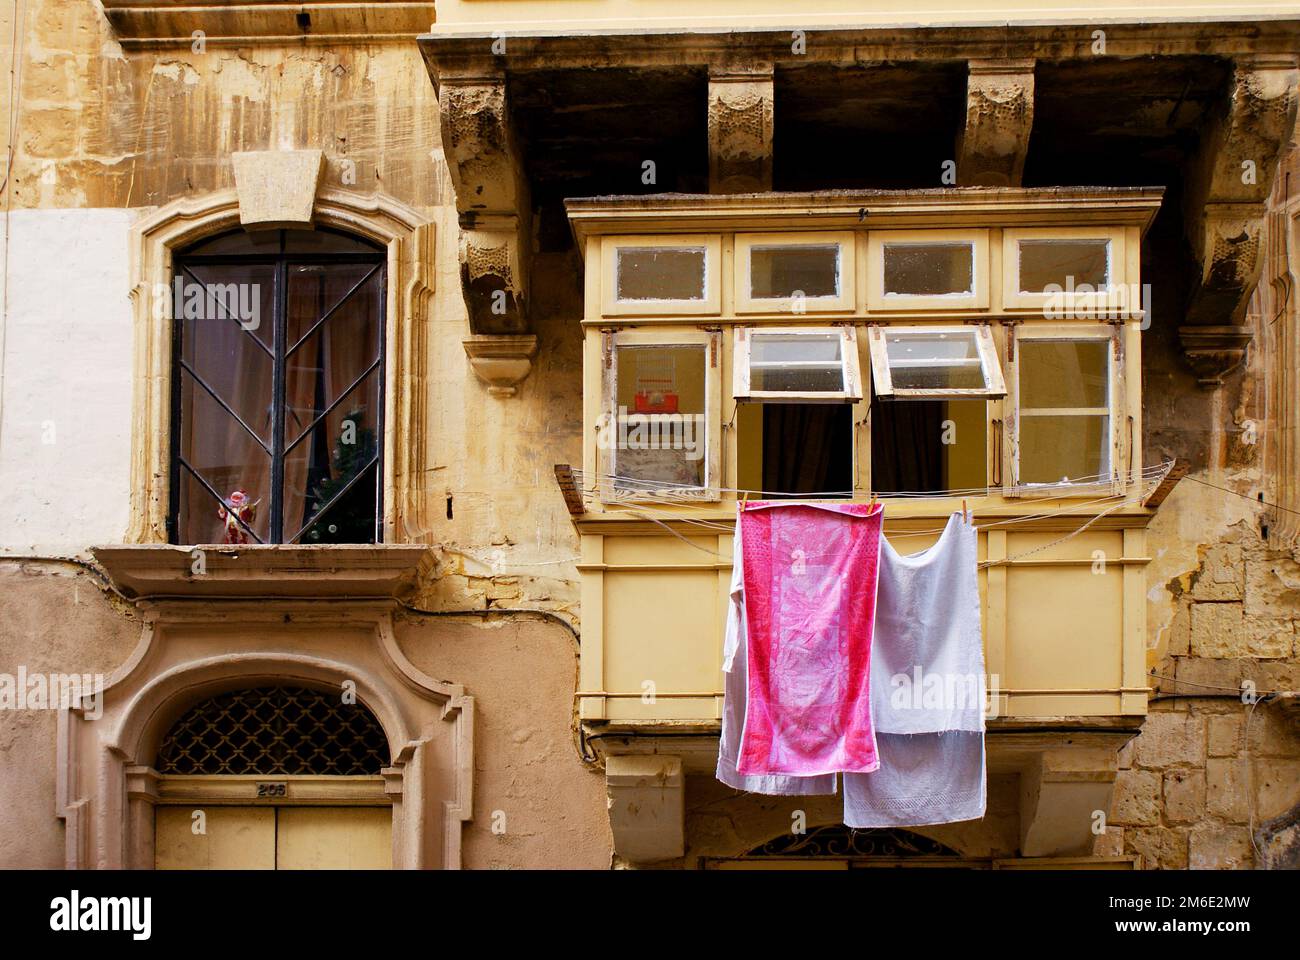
left=256, top=783, right=287, bottom=797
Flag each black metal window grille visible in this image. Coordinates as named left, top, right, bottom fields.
left=169, top=228, right=386, bottom=545
left=155, top=686, right=391, bottom=776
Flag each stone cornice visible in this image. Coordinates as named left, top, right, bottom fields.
left=420, top=19, right=1300, bottom=78
left=101, top=0, right=436, bottom=47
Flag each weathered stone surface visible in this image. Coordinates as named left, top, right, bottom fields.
left=1245, top=701, right=1300, bottom=758
left=1127, top=826, right=1189, bottom=870
left=1112, top=770, right=1161, bottom=826
left=1134, top=711, right=1206, bottom=768
left=1244, top=556, right=1300, bottom=618
left=1191, top=544, right=1244, bottom=600
left=1093, top=827, right=1125, bottom=857
left=1163, top=770, right=1206, bottom=824
left=1189, top=824, right=1254, bottom=869
left=1165, top=601, right=1190, bottom=657
left=1207, top=715, right=1243, bottom=757
left=1254, top=759, right=1300, bottom=820
left=1244, top=616, right=1294, bottom=658
left=1206, top=758, right=1250, bottom=821
left=1190, top=601, right=1244, bottom=657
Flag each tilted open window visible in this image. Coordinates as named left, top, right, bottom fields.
left=733, top=326, right=862, bottom=403
left=867, top=325, right=1006, bottom=399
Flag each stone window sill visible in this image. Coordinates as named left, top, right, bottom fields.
left=91, top=543, right=433, bottom=599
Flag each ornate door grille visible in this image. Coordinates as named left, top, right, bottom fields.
left=155, top=686, right=390, bottom=776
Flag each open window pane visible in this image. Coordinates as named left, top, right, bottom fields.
left=734, top=327, right=860, bottom=401
left=615, top=247, right=707, bottom=301
left=611, top=344, right=708, bottom=490
left=870, top=326, right=1005, bottom=398
left=1018, top=239, right=1109, bottom=293
left=883, top=243, right=973, bottom=297
left=750, top=244, right=840, bottom=299
left=737, top=403, right=853, bottom=498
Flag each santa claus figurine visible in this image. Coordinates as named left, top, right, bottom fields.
left=218, top=489, right=260, bottom=544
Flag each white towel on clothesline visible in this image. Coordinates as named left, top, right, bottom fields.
left=843, top=511, right=987, bottom=827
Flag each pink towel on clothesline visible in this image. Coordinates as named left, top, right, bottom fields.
left=737, top=501, right=884, bottom=777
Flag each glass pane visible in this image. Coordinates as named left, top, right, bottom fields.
left=615, top=247, right=706, bottom=301
left=285, top=270, right=383, bottom=447
left=1019, top=414, right=1110, bottom=485
left=283, top=228, right=381, bottom=255
left=612, top=344, right=707, bottom=489
left=749, top=332, right=844, bottom=393
left=182, top=229, right=281, bottom=256
left=181, top=262, right=276, bottom=351
left=884, top=330, right=985, bottom=390
left=883, top=243, right=973, bottom=296
left=178, top=369, right=272, bottom=543
left=283, top=370, right=381, bottom=540
left=750, top=245, right=840, bottom=299
left=285, top=263, right=379, bottom=348
left=297, top=461, right=379, bottom=544
left=1018, top=239, right=1109, bottom=293
left=1019, top=340, right=1108, bottom=409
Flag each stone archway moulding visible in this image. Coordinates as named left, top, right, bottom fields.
left=125, top=185, right=436, bottom=545
left=55, top=598, right=475, bottom=870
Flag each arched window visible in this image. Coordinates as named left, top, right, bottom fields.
left=155, top=685, right=390, bottom=776
left=170, top=228, right=386, bottom=544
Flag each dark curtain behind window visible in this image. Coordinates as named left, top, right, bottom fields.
left=870, top=396, right=944, bottom=493
left=761, top=404, right=853, bottom=497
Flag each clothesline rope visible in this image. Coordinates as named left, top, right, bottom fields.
left=570, top=461, right=1176, bottom=562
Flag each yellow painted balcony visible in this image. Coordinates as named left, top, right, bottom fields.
left=573, top=500, right=1153, bottom=727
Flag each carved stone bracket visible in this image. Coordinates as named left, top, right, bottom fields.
left=708, top=64, right=774, bottom=194
left=462, top=334, right=538, bottom=397
left=1178, top=325, right=1256, bottom=388
left=605, top=755, right=685, bottom=864
left=437, top=75, right=531, bottom=336
left=1181, top=56, right=1300, bottom=382
left=957, top=59, right=1035, bottom=187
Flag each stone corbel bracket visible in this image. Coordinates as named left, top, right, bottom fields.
left=436, top=74, right=531, bottom=337
left=957, top=59, right=1036, bottom=187
left=1182, top=55, right=1300, bottom=386
left=708, top=64, right=774, bottom=194
left=462, top=334, right=538, bottom=397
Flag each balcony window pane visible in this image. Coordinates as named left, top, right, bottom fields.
left=1018, top=239, right=1109, bottom=293
left=750, top=331, right=844, bottom=393
left=1018, top=339, right=1111, bottom=486
left=884, top=329, right=985, bottom=390
left=1019, top=340, right=1108, bottom=409
left=615, top=247, right=707, bottom=301
left=750, top=244, right=840, bottom=299
left=883, top=243, right=973, bottom=296
left=612, top=344, right=707, bottom=490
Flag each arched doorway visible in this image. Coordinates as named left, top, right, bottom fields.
left=152, top=685, right=394, bottom=869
